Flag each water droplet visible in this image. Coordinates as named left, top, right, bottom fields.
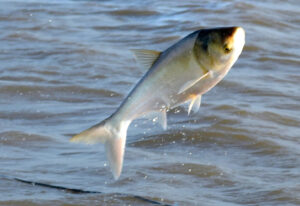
left=152, top=117, right=158, bottom=122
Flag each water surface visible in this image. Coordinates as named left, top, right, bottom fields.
left=0, top=0, right=299, bottom=205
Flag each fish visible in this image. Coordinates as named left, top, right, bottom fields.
left=70, top=26, right=246, bottom=180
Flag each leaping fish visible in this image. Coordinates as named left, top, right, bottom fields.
left=70, top=27, right=246, bottom=179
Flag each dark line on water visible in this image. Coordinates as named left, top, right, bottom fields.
left=14, top=177, right=101, bottom=194
left=0, top=174, right=173, bottom=206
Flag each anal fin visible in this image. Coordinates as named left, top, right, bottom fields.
left=149, top=109, right=167, bottom=130
left=158, top=109, right=167, bottom=130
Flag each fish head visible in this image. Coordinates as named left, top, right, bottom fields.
left=194, top=26, right=245, bottom=73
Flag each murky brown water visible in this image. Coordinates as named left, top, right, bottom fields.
left=0, top=0, right=299, bottom=205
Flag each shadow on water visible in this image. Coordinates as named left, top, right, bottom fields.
left=0, top=174, right=173, bottom=206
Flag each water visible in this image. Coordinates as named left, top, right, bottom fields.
left=0, top=0, right=299, bottom=205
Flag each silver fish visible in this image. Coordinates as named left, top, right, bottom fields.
left=71, top=27, right=246, bottom=179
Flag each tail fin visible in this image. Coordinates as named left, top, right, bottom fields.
left=70, top=118, right=131, bottom=180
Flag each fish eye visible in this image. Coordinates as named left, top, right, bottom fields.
left=223, top=45, right=232, bottom=53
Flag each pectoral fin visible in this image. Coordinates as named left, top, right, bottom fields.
left=178, top=71, right=211, bottom=94
left=188, top=95, right=202, bottom=115
left=131, top=49, right=161, bottom=70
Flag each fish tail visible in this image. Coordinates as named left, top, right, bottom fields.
left=70, top=116, right=131, bottom=180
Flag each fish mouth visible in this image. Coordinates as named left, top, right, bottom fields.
left=215, top=26, right=245, bottom=54
left=232, top=27, right=245, bottom=52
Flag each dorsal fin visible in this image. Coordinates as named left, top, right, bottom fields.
left=131, top=49, right=161, bottom=70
